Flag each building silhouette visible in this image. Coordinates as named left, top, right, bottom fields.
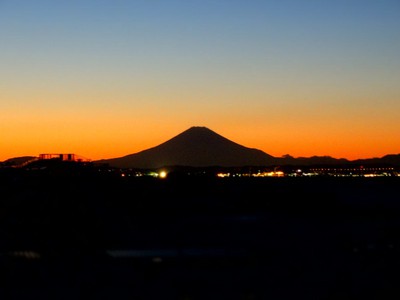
left=39, top=154, right=90, bottom=162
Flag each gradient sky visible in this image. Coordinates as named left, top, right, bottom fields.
left=1, top=0, right=399, bottom=161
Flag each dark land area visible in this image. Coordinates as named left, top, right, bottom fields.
left=1, top=162, right=400, bottom=299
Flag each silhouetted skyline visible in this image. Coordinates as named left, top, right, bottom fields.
left=1, top=1, right=399, bottom=160
left=3, top=126, right=400, bottom=169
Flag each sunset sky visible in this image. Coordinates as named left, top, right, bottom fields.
left=1, top=0, right=399, bottom=161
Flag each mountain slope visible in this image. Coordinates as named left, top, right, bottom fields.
left=98, top=126, right=276, bottom=168
left=0, top=156, right=37, bottom=167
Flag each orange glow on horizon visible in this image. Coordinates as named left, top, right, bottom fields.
left=1, top=1, right=399, bottom=163
left=2, top=119, right=399, bottom=162
left=1, top=90, right=399, bottom=162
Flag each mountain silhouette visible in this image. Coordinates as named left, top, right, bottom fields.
left=97, top=126, right=276, bottom=168
left=4, top=127, right=399, bottom=169
left=0, top=156, right=36, bottom=167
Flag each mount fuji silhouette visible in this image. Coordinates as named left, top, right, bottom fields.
left=97, top=126, right=276, bottom=168
left=2, top=126, right=400, bottom=168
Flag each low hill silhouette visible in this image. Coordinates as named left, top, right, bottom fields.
left=97, top=126, right=276, bottom=168
left=0, top=156, right=36, bottom=167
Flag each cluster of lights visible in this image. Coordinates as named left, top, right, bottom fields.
left=217, top=171, right=284, bottom=178
left=253, top=171, right=284, bottom=177
left=307, top=167, right=396, bottom=177
left=119, top=170, right=167, bottom=179
left=119, top=168, right=399, bottom=179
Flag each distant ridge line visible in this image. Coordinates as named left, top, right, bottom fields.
left=94, top=126, right=400, bottom=169
left=2, top=127, right=400, bottom=168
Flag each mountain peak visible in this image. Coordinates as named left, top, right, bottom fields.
left=188, top=126, right=209, bottom=130
left=99, top=126, right=275, bottom=168
left=170, top=126, right=228, bottom=143
left=182, top=126, right=217, bottom=135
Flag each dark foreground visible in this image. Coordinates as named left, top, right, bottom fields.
left=1, top=169, right=400, bottom=299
